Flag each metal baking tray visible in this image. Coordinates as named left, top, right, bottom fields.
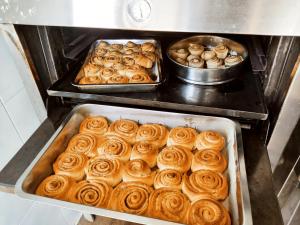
left=167, top=35, right=248, bottom=85
left=72, top=39, right=163, bottom=93
left=15, top=104, right=252, bottom=225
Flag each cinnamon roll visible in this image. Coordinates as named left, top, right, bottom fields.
left=143, top=52, right=156, bottom=63
left=129, top=74, right=153, bottom=83
left=182, top=170, right=228, bottom=201
left=201, top=50, right=216, bottom=61
left=100, top=68, right=115, bottom=81
left=135, top=54, right=153, bottom=68
left=97, top=41, right=109, bottom=49
left=125, top=41, right=138, bottom=49
left=187, top=198, right=231, bottom=225
left=94, top=48, right=107, bottom=57
left=66, top=133, right=98, bottom=158
left=68, top=180, right=112, bottom=208
left=189, top=58, right=205, bottom=68
left=188, top=43, right=205, bottom=56
left=172, top=48, right=189, bottom=59
left=224, top=55, right=243, bottom=66
left=154, top=169, right=182, bottom=190
left=103, top=56, right=122, bottom=68
left=83, top=63, right=101, bottom=77
left=157, top=146, right=192, bottom=173
left=79, top=76, right=103, bottom=85
left=97, top=135, right=131, bottom=162
left=141, top=42, right=156, bottom=53
left=213, top=44, right=229, bottom=59
left=112, top=62, right=126, bottom=71
left=206, top=57, right=223, bottom=69
left=122, top=57, right=135, bottom=66
left=105, top=50, right=123, bottom=58
left=192, top=149, right=227, bottom=173
left=90, top=55, right=105, bottom=66
left=167, top=127, right=197, bottom=150
left=107, top=74, right=129, bottom=84
left=79, top=116, right=108, bottom=136
left=85, top=157, right=122, bottom=187
left=123, top=159, right=156, bottom=186
left=109, top=182, right=153, bottom=215
left=53, top=152, right=88, bottom=181
left=108, top=43, right=123, bottom=52
left=195, top=131, right=225, bottom=152
left=107, top=119, right=138, bottom=144
left=148, top=188, right=190, bottom=223
left=136, top=124, right=169, bottom=148
left=36, top=175, right=74, bottom=200
left=118, top=64, right=148, bottom=77
left=130, top=142, right=158, bottom=168
left=175, top=57, right=188, bottom=66
left=187, top=54, right=199, bottom=62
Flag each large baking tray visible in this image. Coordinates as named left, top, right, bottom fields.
left=15, top=104, right=252, bottom=225
left=72, top=39, right=163, bottom=93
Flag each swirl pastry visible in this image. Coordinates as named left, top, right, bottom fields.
left=192, top=149, right=227, bottom=173
left=105, top=50, right=123, bottom=58
left=130, top=142, right=158, bottom=168
left=112, top=62, right=126, bottom=71
left=135, top=54, right=153, bottom=68
left=118, top=64, right=148, bottom=77
left=66, top=133, right=97, bottom=158
left=188, top=43, right=205, bottom=56
left=103, top=56, right=121, bottom=68
left=175, top=57, right=188, bottom=66
left=154, top=169, right=182, bottom=190
left=94, top=48, right=107, bottom=57
left=206, top=57, right=223, bottom=69
left=125, top=41, right=138, bottom=49
left=36, top=175, right=74, bottom=200
left=53, top=152, right=88, bottom=181
left=189, top=58, right=205, bottom=68
left=167, top=127, right=197, bottom=149
left=97, top=41, right=109, bottom=49
left=187, top=199, right=231, bottom=225
left=97, top=135, right=131, bottom=162
left=107, top=74, right=129, bottom=84
left=123, top=159, right=156, bottom=186
left=213, top=44, right=229, bottom=59
left=85, top=157, right=122, bottom=187
left=129, top=73, right=153, bottom=83
left=79, top=76, right=103, bottom=85
left=107, top=119, right=138, bottom=144
left=83, top=64, right=101, bottom=77
left=68, top=180, right=112, bottom=208
left=90, top=55, right=105, bottom=66
left=182, top=170, right=228, bottom=201
left=143, top=52, right=156, bottom=62
left=110, top=182, right=153, bottom=215
left=123, top=56, right=135, bottom=66
left=225, top=55, right=243, bottom=66
left=195, top=131, right=225, bottom=152
left=109, top=43, right=123, bottom=52
left=172, top=48, right=189, bottom=59
left=136, top=124, right=169, bottom=148
left=187, top=54, right=200, bottom=62
left=148, top=188, right=190, bottom=223
left=201, top=50, right=216, bottom=61
left=79, top=116, right=108, bottom=136
left=157, top=146, right=192, bottom=173
left=141, top=42, right=156, bottom=53
left=100, top=68, right=115, bottom=81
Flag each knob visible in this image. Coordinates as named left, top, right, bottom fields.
left=127, top=0, right=151, bottom=22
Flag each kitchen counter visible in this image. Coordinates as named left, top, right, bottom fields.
left=0, top=110, right=283, bottom=225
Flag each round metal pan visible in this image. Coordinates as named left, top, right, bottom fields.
left=167, top=35, right=248, bottom=85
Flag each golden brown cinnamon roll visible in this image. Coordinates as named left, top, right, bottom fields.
left=125, top=41, right=138, bottom=49
left=123, top=159, right=156, bottom=186
left=68, top=180, right=112, bottom=208
left=107, top=74, right=129, bottom=84
left=79, top=116, right=108, bottom=136
left=109, top=43, right=123, bottom=52
left=172, top=48, right=189, bottom=59
left=213, top=44, right=229, bottom=59
left=135, top=54, right=153, bottom=68
left=94, top=48, right=107, bottom=57
left=206, top=57, right=223, bottom=69
left=224, top=55, right=243, bottom=66
left=182, top=170, right=228, bottom=201
left=112, top=62, right=126, bottom=71
left=90, top=55, right=105, bottom=66
left=187, top=199, right=231, bottom=225
left=189, top=58, right=205, bottom=68
left=195, top=131, right=225, bottom=152
left=110, top=182, right=153, bottom=215
left=100, top=68, right=116, bottom=81
left=129, top=73, right=153, bottom=83
left=131, top=142, right=158, bottom=168
left=85, top=157, right=123, bottom=187
left=122, top=56, right=135, bottom=66
left=97, top=41, right=109, bottom=49
left=105, top=50, right=123, bottom=58
left=53, top=152, right=88, bottom=181
left=175, top=57, right=188, bottom=66
left=167, top=127, right=197, bottom=149
left=36, top=175, right=74, bottom=200
left=107, top=119, right=138, bottom=144
left=187, top=54, right=200, bottom=62
left=188, top=43, right=205, bottom=56
left=192, top=149, right=227, bottom=173
left=79, top=76, right=103, bottom=85
left=136, top=124, right=169, bottom=148
left=201, top=50, right=216, bottom=61
left=148, top=188, right=190, bottom=223
left=97, top=135, right=131, bottom=162
left=157, top=146, right=192, bottom=173
left=143, top=52, right=156, bottom=63
left=141, top=42, right=156, bottom=53
left=83, top=63, right=101, bottom=77
left=103, top=56, right=122, bottom=68
left=154, top=169, right=182, bottom=190
left=66, top=133, right=98, bottom=158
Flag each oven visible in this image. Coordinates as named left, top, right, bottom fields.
left=0, top=1, right=299, bottom=225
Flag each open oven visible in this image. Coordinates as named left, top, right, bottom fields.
left=0, top=1, right=299, bottom=225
